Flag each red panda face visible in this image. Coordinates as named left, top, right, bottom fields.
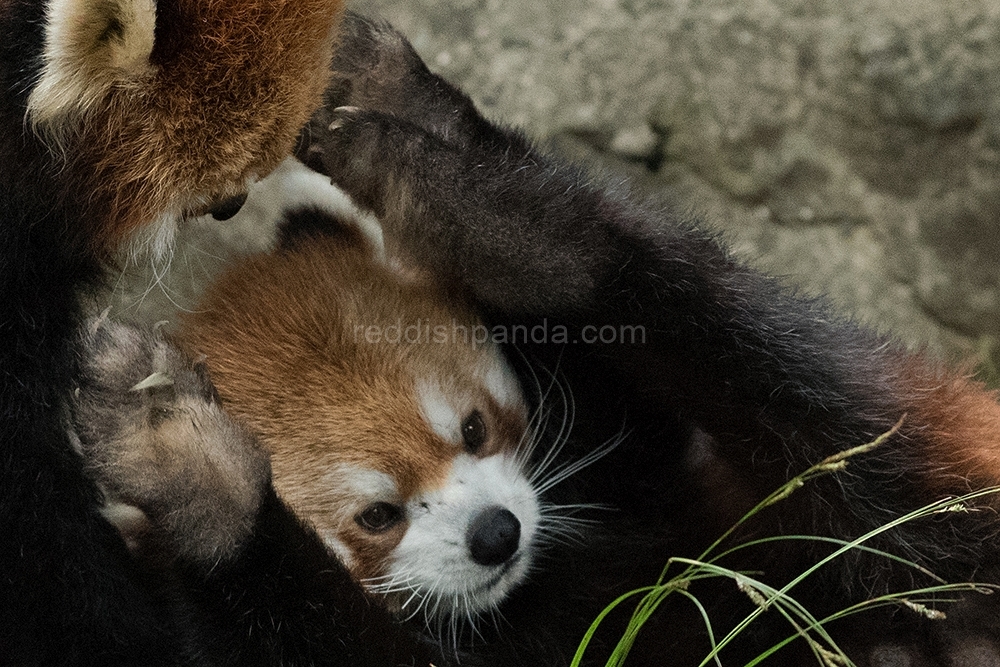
left=176, top=161, right=542, bottom=622
left=16, top=0, right=344, bottom=254
left=270, top=358, right=540, bottom=621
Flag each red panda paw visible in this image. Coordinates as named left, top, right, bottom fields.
left=300, top=103, right=454, bottom=227
left=314, top=11, right=481, bottom=148
left=325, top=12, right=427, bottom=117
left=69, top=317, right=271, bottom=567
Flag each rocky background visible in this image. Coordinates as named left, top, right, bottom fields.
left=346, top=0, right=1000, bottom=382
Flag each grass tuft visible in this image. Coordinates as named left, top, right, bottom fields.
left=572, top=416, right=1000, bottom=667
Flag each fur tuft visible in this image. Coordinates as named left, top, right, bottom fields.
left=27, top=0, right=156, bottom=150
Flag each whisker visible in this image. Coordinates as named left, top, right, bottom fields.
left=535, top=513, right=603, bottom=545
left=514, top=366, right=562, bottom=471
left=399, top=588, right=424, bottom=617
left=533, top=425, right=628, bottom=496
left=527, top=370, right=575, bottom=486
left=537, top=522, right=595, bottom=542
left=359, top=570, right=407, bottom=585
left=539, top=502, right=613, bottom=514
left=544, top=368, right=575, bottom=468
left=508, top=349, right=571, bottom=474
left=513, top=407, right=546, bottom=473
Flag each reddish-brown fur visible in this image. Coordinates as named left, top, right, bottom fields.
left=177, top=234, right=528, bottom=582
left=69, top=0, right=344, bottom=253
left=894, top=353, right=1000, bottom=495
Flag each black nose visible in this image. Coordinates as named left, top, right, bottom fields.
left=467, top=506, right=521, bottom=566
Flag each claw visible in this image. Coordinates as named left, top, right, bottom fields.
left=100, top=502, right=152, bottom=553
left=329, top=106, right=360, bottom=131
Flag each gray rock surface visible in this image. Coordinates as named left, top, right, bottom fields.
left=350, top=0, right=1000, bottom=379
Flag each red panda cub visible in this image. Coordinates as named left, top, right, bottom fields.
left=177, top=165, right=542, bottom=626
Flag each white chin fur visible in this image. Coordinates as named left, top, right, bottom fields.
left=120, top=156, right=366, bottom=271
left=123, top=210, right=180, bottom=266
left=387, top=453, right=540, bottom=620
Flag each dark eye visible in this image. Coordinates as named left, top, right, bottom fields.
left=208, top=192, right=248, bottom=221
left=461, top=410, right=487, bottom=453
left=355, top=502, right=404, bottom=533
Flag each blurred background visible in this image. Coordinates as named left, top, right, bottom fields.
left=351, top=0, right=1000, bottom=382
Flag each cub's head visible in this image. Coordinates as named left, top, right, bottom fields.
left=1, top=0, right=344, bottom=253
left=176, top=198, right=541, bottom=622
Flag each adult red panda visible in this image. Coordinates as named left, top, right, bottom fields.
left=261, top=12, right=1000, bottom=666
left=0, top=1, right=438, bottom=665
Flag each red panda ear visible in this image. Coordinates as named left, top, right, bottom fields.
left=27, top=0, right=156, bottom=132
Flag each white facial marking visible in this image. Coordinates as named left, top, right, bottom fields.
left=123, top=210, right=180, bottom=265
left=479, top=353, right=524, bottom=411
left=320, top=463, right=399, bottom=506
left=314, top=464, right=399, bottom=570
left=388, top=453, right=540, bottom=618
left=317, top=530, right=356, bottom=570
left=235, top=158, right=386, bottom=258
left=416, top=378, right=463, bottom=447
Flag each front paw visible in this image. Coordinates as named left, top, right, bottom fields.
left=70, top=316, right=270, bottom=566
left=317, top=12, right=480, bottom=145
left=327, top=105, right=360, bottom=131
left=326, top=12, right=427, bottom=115
left=300, top=106, right=440, bottom=219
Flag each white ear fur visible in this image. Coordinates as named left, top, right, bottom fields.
left=27, top=0, right=156, bottom=136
